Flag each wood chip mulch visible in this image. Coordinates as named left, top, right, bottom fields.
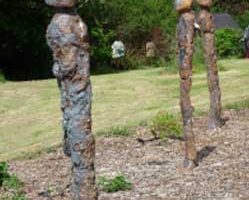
left=2, top=109, right=249, bottom=200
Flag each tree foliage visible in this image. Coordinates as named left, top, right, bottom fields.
left=215, top=28, right=243, bottom=58
left=0, top=0, right=247, bottom=80
left=0, top=0, right=53, bottom=80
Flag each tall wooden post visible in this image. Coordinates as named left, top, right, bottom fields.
left=197, top=0, right=225, bottom=129
left=176, top=0, right=197, bottom=168
left=45, top=0, right=98, bottom=199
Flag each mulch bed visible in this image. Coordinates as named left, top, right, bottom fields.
left=2, top=109, right=249, bottom=200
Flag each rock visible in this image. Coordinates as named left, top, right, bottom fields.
left=146, top=41, right=156, bottom=58
left=45, top=0, right=76, bottom=7
left=111, top=41, right=125, bottom=59
left=175, top=0, right=193, bottom=12
left=197, top=0, right=212, bottom=8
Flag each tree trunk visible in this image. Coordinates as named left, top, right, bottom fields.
left=198, top=8, right=225, bottom=129
left=45, top=1, right=98, bottom=199
left=177, top=11, right=197, bottom=168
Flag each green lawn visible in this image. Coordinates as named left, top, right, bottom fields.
left=0, top=59, right=249, bottom=160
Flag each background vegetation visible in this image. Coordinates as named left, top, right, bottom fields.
left=0, top=0, right=248, bottom=80
left=1, top=59, right=249, bottom=160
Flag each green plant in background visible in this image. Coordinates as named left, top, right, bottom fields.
left=215, top=28, right=243, bottom=58
left=96, top=125, right=133, bottom=137
left=192, top=36, right=206, bottom=73
left=0, top=0, right=53, bottom=80
left=236, top=11, right=249, bottom=29
left=0, top=192, right=26, bottom=200
left=0, top=70, right=6, bottom=83
left=90, top=21, right=116, bottom=68
left=0, top=162, right=9, bottom=186
left=150, top=111, right=183, bottom=140
left=225, top=99, right=249, bottom=111
left=79, top=0, right=177, bottom=71
left=0, top=162, right=26, bottom=200
left=98, top=175, right=132, bottom=193
left=2, top=175, right=24, bottom=191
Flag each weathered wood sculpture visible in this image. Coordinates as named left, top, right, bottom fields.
left=197, top=0, right=224, bottom=129
left=45, top=0, right=98, bottom=199
left=176, top=0, right=224, bottom=168
left=176, top=0, right=197, bottom=169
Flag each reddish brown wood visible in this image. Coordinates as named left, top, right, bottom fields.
left=198, top=8, right=225, bottom=129
left=177, top=11, right=197, bottom=168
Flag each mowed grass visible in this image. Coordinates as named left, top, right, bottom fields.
left=0, top=59, right=249, bottom=160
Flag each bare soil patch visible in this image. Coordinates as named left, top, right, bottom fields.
left=3, top=109, right=249, bottom=200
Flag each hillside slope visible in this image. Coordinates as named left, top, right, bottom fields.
left=0, top=59, right=249, bottom=160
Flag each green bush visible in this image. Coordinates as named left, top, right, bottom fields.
left=215, top=28, right=243, bottom=58
left=0, top=162, right=26, bottom=200
left=0, top=162, right=9, bottom=186
left=236, top=10, right=249, bottom=29
left=164, top=35, right=226, bottom=74
left=150, top=111, right=183, bottom=140
left=2, top=175, right=24, bottom=190
left=79, top=0, right=177, bottom=71
left=192, top=36, right=206, bottom=73
left=90, top=22, right=116, bottom=68
left=0, top=0, right=53, bottom=80
left=98, top=175, right=132, bottom=193
left=0, top=192, right=27, bottom=200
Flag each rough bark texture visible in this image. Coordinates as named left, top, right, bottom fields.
left=45, top=2, right=98, bottom=199
left=198, top=8, right=224, bottom=129
left=177, top=11, right=197, bottom=168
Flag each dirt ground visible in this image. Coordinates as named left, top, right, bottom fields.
left=3, top=109, right=249, bottom=200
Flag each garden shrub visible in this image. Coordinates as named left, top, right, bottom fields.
left=79, top=0, right=177, bottom=71
left=192, top=36, right=206, bottom=73
left=98, top=175, right=132, bottom=193
left=236, top=10, right=249, bottom=29
left=0, top=162, right=9, bottom=186
left=215, top=28, right=243, bottom=58
left=0, top=162, right=26, bottom=200
left=150, top=111, right=183, bottom=140
left=90, top=22, right=116, bottom=69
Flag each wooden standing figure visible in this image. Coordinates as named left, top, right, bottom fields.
left=176, top=0, right=197, bottom=169
left=176, top=0, right=225, bottom=168
left=197, top=0, right=225, bottom=129
left=45, top=0, right=98, bottom=199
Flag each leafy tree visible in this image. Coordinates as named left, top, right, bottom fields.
left=0, top=0, right=53, bottom=80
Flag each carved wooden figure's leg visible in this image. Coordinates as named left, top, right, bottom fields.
left=176, top=0, right=197, bottom=168
left=197, top=0, right=225, bottom=129
left=45, top=0, right=98, bottom=199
